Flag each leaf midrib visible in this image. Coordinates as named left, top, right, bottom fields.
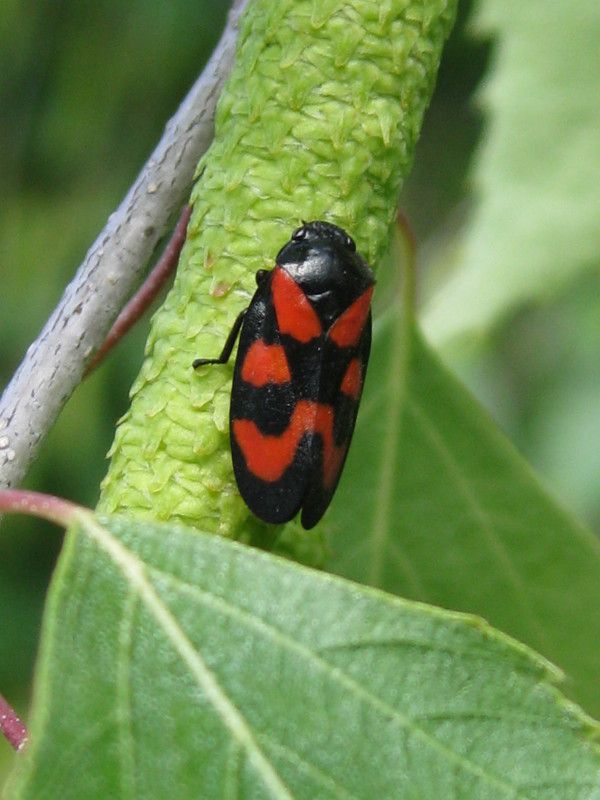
left=79, top=512, right=545, bottom=799
left=405, top=397, right=553, bottom=655
left=146, top=564, right=538, bottom=798
left=367, top=311, right=426, bottom=596
left=81, top=515, right=295, bottom=800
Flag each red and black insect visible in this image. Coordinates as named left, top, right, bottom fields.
left=193, top=220, right=375, bottom=529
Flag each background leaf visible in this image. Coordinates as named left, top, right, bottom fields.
left=327, top=314, right=600, bottom=718
left=0, top=9, right=487, bottom=781
left=0, top=6, right=230, bottom=776
left=9, top=515, right=600, bottom=799
left=422, top=0, right=600, bottom=344
left=4, top=1, right=600, bottom=795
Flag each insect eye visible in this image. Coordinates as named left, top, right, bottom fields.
left=292, top=226, right=306, bottom=241
left=255, top=269, right=269, bottom=286
left=345, top=235, right=356, bottom=252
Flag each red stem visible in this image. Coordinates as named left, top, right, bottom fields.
left=0, top=489, right=89, bottom=751
left=0, top=489, right=83, bottom=527
left=0, top=694, right=28, bottom=751
left=85, top=204, right=192, bottom=376
left=395, top=209, right=417, bottom=320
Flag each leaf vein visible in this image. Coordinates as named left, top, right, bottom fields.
left=368, top=308, right=426, bottom=598
left=116, top=589, right=138, bottom=800
left=405, top=397, right=553, bottom=654
left=257, top=732, right=363, bottom=800
left=81, top=516, right=294, bottom=800
left=148, top=564, right=534, bottom=798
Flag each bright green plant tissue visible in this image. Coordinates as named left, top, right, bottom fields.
left=98, top=0, right=457, bottom=542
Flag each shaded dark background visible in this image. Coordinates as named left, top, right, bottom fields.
left=7, top=0, right=596, bottom=780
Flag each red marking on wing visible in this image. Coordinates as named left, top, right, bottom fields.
left=271, top=267, right=322, bottom=343
left=340, top=358, right=363, bottom=400
left=241, top=341, right=291, bottom=386
left=233, top=400, right=346, bottom=487
left=328, top=287, right=373, bottom=347
left=233, top=401, right=316, bottom=482
left=314, top=404, right=346, bottom=489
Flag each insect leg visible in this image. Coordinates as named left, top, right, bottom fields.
left=192, top=309, right=247, bottom=368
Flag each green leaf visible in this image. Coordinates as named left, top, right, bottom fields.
left=9, top=515, right=600, bottom=799
left=327, top=313, right=600, bottom=717
left=422, top=0, right=600, bottom=344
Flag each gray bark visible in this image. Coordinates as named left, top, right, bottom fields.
left=0, top=0, right=249, bottom=490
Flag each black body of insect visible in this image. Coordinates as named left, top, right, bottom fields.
left=194, top=220, right=375, bottom=529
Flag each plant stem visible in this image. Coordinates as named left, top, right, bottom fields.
left=0, top=694, right=27, bottom=751
left=0, top=489, right=83, bottom=527
left=0, top=0, right=250, bottom=493
left=85, top=205, right=192, bottom=376
left=98, top=0, right=459, bottom=548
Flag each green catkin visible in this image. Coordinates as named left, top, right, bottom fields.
left=97, top=0, right=457, bottom=549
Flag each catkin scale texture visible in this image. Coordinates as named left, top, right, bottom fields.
left=98, top=0, right=456, bottom=542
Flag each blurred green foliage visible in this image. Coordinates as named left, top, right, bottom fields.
left=2, top=0, right=599, bottom=785
left=0, top=0, right=229, bottom=777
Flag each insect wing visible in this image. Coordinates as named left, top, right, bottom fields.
left=300, top=311, right=372, bottom=529
left=229, top=271, right=318, bottom=524
left=227, top=221, right=375, bottom=529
